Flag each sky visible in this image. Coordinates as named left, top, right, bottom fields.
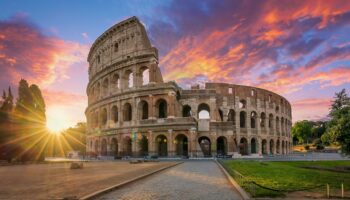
left=1, top=0, right=350, bottom=129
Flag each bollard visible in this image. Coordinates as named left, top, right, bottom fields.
left=327, top=184, right=329, bottom=199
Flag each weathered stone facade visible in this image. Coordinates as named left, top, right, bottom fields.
left=85, top=17, right=292, bottom=158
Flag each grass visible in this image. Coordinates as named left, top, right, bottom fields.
left=221, top=160, right=350, bottom=197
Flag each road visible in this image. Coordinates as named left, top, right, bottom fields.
left=96, top=161, right=242, bottom=200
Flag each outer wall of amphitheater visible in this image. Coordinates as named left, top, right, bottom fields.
left=85, top=17, right=293, bottom=158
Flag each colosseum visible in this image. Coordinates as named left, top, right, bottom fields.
left=85, top=17, right=292, bottom=158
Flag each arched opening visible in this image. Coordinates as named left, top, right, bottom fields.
left=182, top=105, right=192, bottom=117
left=101, top=139, right=107, bottom=156
left=251, top=138, right=257, bottom=154
left=140, top=67, right=149, bottom=85
left=260, top=112, right=266, bottom=128
left=282, top=141, right=285, bottom=154
left=101, top=108, right=107, bottom=125
left=111, top=138, right=118, bottom=157
left=218, top=109, right=224, bottom=121
left=111, top=73, right=120, bottom=90
left=281, top=117, right=285, bottom=135
left=269, top=114, right=273, bottom=129
left=156, top=99, right=167, bottom=118
left=270, top=139, right=274, bottom=154
left=111, top=106, right=118, bottom=123
left=276, top=117, right=280, bottom=134
left=262, top=139, right=267, bottom=155
left=123, top=103, right=132, bottom=121
left=175, top=134, right=188, bottom=156
left=122, top=136, right=132, bottom=156
left=251, top=111, right=257, bottom=128
left=198, top=136, right=211, bottom=157
left=276, top=140, right=280, bottom=154
left=239, top=138, right=248, bottom=155
left=102, top=78, right=108, bottom=96
left=156, top=135, right=168, bottom=157
left=125, top=70, right=133, bottom=88
left=198, top=103, right=210, bottom=119
left=138, top=100, right=148, bottom=120
left=227, top=109, right=236, bottom=125
left=216, top=136, right=227, bottom=156
left=240, top=111, right=246, bottom=128
left=275, top=106, right=279, bottom=113
left=139, top=135, right=148, bottom=156
left=239, top=99, right=246, bottom=109
left=114, top=43, right=119, bottom=52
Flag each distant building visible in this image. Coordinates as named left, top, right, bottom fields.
left=85, top=17, right=292, bottom=158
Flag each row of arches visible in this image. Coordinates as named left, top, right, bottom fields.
left=89, top=135, right=291, bottom=157
left=182, top=103, right=291, bottom=136
left=90, top=98, right=168, bottom=128
left=89, top=66, right=150, bottom=102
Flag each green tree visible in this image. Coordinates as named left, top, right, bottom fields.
left=0, top=87, right=14, bottom=161
left=326, top=89, right=350, bottom=154
left=292, top=120, right=312, bottom=144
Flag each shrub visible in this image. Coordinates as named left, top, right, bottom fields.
left=304, top=145, right=310, bottom=150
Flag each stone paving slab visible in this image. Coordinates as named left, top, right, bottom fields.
left=96, top=161, right=242, bottom=200
left=0, top=161, right=176, bottom=200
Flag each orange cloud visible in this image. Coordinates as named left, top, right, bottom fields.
left=291, top=98, right=332, bottom=122
left=0, top=16, right=89, bottom=88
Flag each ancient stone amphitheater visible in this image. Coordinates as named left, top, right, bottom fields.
left=86, top=17, right=292, bottom=158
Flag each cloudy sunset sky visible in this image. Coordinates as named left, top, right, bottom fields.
left=1, top=0, right=350, bottom=129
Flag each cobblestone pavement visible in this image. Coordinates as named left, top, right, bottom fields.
left=96, top=161, right=242, bottom=200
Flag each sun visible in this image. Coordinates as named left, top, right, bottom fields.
left=46, top=106, right=70, bottom=134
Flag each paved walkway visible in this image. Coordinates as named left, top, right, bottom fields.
left=96, top=161, right=241, bottom=200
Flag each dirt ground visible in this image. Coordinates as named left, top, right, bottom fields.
left=0, top=161, right=177, bottom=200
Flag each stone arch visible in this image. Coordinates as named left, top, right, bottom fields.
left=261, top=139, right=267, bottom=154
left=239, top=99, right=247, bottom=109
left=101, top=138, right=107, bottom=156
left=114, top=42, right=119, bottom=52
left=102, top=78, right=109, bottom=96
left=198, top=103, right=210, bottom=119
left=122, top=136, right=132, bottom=156
left=123, top=103, right=132, bottom=121
left=276, top=117, right=280, bottom=134
left=251, top=111, right=257, bottom=128
left=139, top=135, right=148, bottom=156
left=175, top=134, right=188, bottom=156
left=268, top=114, right=273, bottom=129
left=138, top=100, right=149, bottom=120
left=111, top=105, right=118, bottom=123
left=182, top=105, right=192, bottom=117
left=218, top=109, right=224, bottom=121
left=198, top=136, right=211, bottom=157
left=251, top=138, right=257, bottom=154
left=260, top=112, right=266, bottom=128
left=155, top=98, right=167, bottom=118
left=240, top=111, right=246, bottom=128
left=111, top=73, right=120, bottom=91
left=94, top=111, right=99, bottom=128
left=217, top=136, right=227, bottom=156
left=282, top=140, right=285, bottom=154
left=156, top=135, right=168, bottom=157
left=276, top=139, right=280, bottom=154
left=275, top=105, right=280, bottom=113
left=96, top=82, right=100, bottom=99
left=140, top=66, right=149, bottom=85
left=270, top=139, right=274, bottom=154
left=110, top=138, right=118, bottom=157
left=94, top=139, right=99, bottom=155
left=124, top=70, right=133, bottom=88
left=239, top=137, right=248, bottom=155
left=101, top=108, right=107, bottom=125
left=281, top=117, right=285, bottom=135
left=227, top=109, right=236, bottom=125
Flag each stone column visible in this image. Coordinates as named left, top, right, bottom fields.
left=168, top=129, right=173, bottom=157
left=149, top=95, right=155, bottom=119
left=168, top=92, right=175, bottom=118
left=258, top=138, right=262, bottom=155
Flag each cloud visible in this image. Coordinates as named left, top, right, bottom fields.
left=291, top=97, right=332, bottom=122
left=81, top=32, right=89, bottom=39
left=146, top=0, right=350, bottom=92
left=0, top=15, right=89, bottom=89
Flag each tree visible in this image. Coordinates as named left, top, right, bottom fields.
left=326, top=89, right=350, bottom=154
left=292, top=120, right=312, bottom=144
left=0, top=87, right=14, bottom=160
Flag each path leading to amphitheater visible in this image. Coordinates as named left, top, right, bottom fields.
left=96, top=161, right=242, bottom=200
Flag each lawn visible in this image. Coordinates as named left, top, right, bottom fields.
left=221, top=160, right=350, bottom=198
